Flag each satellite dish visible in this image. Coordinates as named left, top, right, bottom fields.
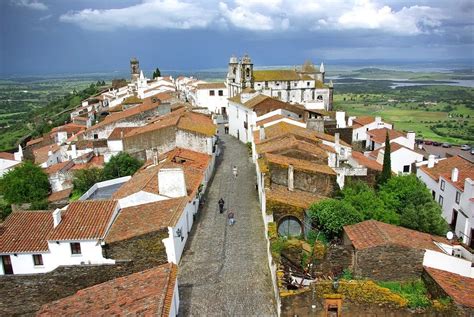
left=446, top=231, right=454, bottom=240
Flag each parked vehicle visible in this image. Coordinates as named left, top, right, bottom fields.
left=433, top=141, right=441, bottom=146
left=471, top=148, right=474, bottom=155
left=460, top=144, right=471, bottom=151
left=424, top=140, right=433, bottom=145
left=442, top=143, right=451, bottom=148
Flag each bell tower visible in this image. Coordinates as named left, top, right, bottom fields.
left=241, top=54, right=253, bottom=88
left=130, top=57, right=140, bottom=82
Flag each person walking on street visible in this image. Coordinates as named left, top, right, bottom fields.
left=218, top=198, right=225, bottom=214
left=232, top=165, right=238, bottom=178
left=228, top=210, right=235, bottom=226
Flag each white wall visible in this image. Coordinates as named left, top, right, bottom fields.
left=47, top=240, right=114, bottom=268
left=228, top=101, right=255, bottom=143
left=376, top=148, right=424, bottom=174
left=168, top=279, right=180, bottom=317
left=0, top=252, right=56, bottom=275
left=118, top=191, right=168, bottom=209
left=176, top=129, right=213, bottom=155
left=196, top=87, right=228, bottom=114
left=0, top=158, right=20, bottom=176
left=423, top=249, right=474, bottom=278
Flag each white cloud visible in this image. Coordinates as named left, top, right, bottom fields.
left=60, top=0, right=216, bottom=31
left=59, top=0, right=448, bottom=35
left=12, top=0, right=48, bottom=11
left=39, top=14, right=52, bottom=21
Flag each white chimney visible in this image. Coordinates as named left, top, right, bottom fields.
left=153, top=148, right=158, bottom=166
left=336, top=111, right=346, bottom=128
left=158, top=168, right=187, bottom=198
left=452, top=168, right=459, bottom=182
left=428, top=155, right=436, bottom=168
left=406, top=131, right=416, bottom=150
left=71, top=144, right=77, bottom=159
left=259, top=126, right=265, bottom=141
left=288, top=164, right=294, bottom=191
left=53, top=209, right=62, bottom=228
left=335, top=133, right=341, bottom=154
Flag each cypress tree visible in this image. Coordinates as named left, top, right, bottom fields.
left=378, top=131, right=392, bottom=185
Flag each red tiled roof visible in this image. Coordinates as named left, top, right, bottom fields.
left=0, top=152, right=15, bottom=160
left=51, top=123, right=85, bottom=134
left=424, top=267, right=474, bottom=308
left=256, top=135, right=327, bottom=159
left=37, top=263, right=178, bottom=316
left=26, top=137, right=44, bottom=147
left=48, top=188, right=73, bottom=203
left=44, top=160, right=74, bottom=175
left=106, top=198, right=188, bottom=243
left=165, top=147, right=211, bottom=170
left=420, top=156, right=474, bottom=191
left=343, top=220, right=447, bottom=252
left=107, top=127, right=137, bottom=141
left=351, top=151, right=382, bottom=171
left=47, top=200, right=118, bottom=241
left=367, top=128, right=405, bottom=144
left=33, top=144, right=59, bottom=165
left=0, top=211, right=53, bottom=253
left=196, top=82, right=226, bottom=89
left=266, top=153, right=335, bottom=175
left=266, top=184, right=326, bottom=209
left=353, top=116, right=375, bottom=126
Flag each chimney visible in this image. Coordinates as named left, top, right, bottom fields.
left=153, top=148, right=158, bottom=165
left=335, top=133, right=340, bottom=147
left=259, top=126, right=265, bottom=141
left=452, top=168, right=459, bottom=182
left=428, top=155, right=436, bottom=168
left=120, top=129, right=124, bottom=139
left=53, top=209, right=62, bottom=228
left=158, top=168, right=187, bottom=198
left=288, top=164, right=294, bottom=191
left=406, top=131, right=416, bottom=150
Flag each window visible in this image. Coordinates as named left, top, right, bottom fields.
left=455, top=191, right=461, bottom=204
left=93, top=134, right=98, bottom=140
left=438, top=195, right=444, bottom=206
left=307, top=82, right=310, bottom=87
left=440, top=180, right=445, bottom=191
left=278, top=216, right=302, bottom=237
left=432, top=190, right=436, bottom=199
left=317, top=95, right=323, bottom=101
left=209, top=90, right=215, bottom=96
left=403, top=165, right=410, bottom=173
left=218, top=90, right=223, bottom=96
left=33, top=254, right=43, bottom=266
left=70, top=242, right=81, bottom=255
left=294, top=82, right=297, bottom=87
left=264, top=81, right=268, bottom=88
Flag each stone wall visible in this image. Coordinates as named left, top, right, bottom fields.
left=269, top=163, right=336, bottom=196
left=354, top=245, right=425, bottom=281
left=0, top=230, right=169, bottom=316
left=123, top=125, right=177, bottom=156
left=104, top=229, right=169, bottom=267
left=325, top=127, right=353, bottom=145
left=313, top=244, right=354, bottom=277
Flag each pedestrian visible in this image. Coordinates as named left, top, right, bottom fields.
left=218, top=198, right=225, bottom=214
left=232, top=165, right=238, bottom=178
left=224, top=123, right=229, bottom=134
left=228, top=210, right=235, bottom=226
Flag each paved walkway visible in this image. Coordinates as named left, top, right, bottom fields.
left=178, top=127, right=277, bottom=316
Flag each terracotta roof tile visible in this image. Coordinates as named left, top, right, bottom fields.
left=44, top=160, right=74, bottom=175
left=256, top=135, right=327, bottom=160
left=0, top=152, right=15, bottom=160
left=266, top=153, right=335, bottom=175
left=107, top=127, right=137, bottom=141
left=33, top=144, right=60, bottom=165
left=51, top=123, right=85, bottom=134
left=26, top=137, right=44, bottom=147
left=367, top=128, right=405, bottom=144
left=266, top=184, right=326, bottom=209
left=424, top=267, right=474, bottom=308
left=48, top=200, right=118, bottom=241
left=0, top=211, right=53, bottom=253
left=165, top=147, right=211, bottom=170
left=344, top=220, right=447, bottom=252
left=420, top=156, right=474, bottom=191
left=253, top=69, right=302, bottom=81
left=351, top=151, right=383, bottom=171
left=196, top=82, right=226, bottom=89
left=48, top=188, right=73, bottom=202
left=105, top=198, right=188, bottom=243
left=37, top=263, right=178, bottom=316
left=352, top=116, right=375, bottom=126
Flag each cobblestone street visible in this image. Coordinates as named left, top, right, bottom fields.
left=178, top=127, right=277, bottom=316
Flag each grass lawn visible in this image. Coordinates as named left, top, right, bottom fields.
left=377, top=280, right=431, bottom=309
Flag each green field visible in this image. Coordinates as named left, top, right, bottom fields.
left=334, top=84, right=474, bottom=145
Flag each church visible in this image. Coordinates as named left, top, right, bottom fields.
left=226, top=54, right=333, bottom=111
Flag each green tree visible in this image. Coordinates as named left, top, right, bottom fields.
left=379, top=175, right=448, bottom=235
left=72, top=168, right=104, bottom=195
left=0, top=162, right=50, bottom=206
left=102, top=152, right=143, bottom=179
left=308, top=199, right=363, bottom=238
left=152, top=67, right=161, bottom=78
left=378, top=132, right=392, bottom=186
left=340, top=180, right=399, bottom=224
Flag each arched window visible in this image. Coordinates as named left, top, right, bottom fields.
left=278, top=216, right=303, bottom=237
left=245, top=67, right=250, bottom=78
left=317, top=95, right=323, bottom=101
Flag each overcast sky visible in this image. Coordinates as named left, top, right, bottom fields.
left=1, top=0, right=473, bottom=75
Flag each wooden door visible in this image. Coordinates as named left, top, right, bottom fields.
left=2, top=255, right=13, bottom=275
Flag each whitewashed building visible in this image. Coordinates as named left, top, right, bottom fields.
left=194, top=82, right=228, bottom=114
left=417, top=155, right=474, bottom=248
left=369, top=143, right=425, bottom=174
left=348, top=116, right=393, bottom=143
left=366, top=128, right=415, bottom=151
left=226, top=55, right=333, bottom=111
left=0, top=152, right=21, bottom=177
